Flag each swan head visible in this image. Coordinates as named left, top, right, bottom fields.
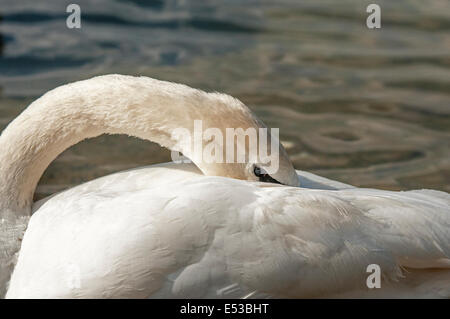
left=167, top=91, right=300, bottom=187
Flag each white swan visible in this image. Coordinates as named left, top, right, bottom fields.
left=1, top=75, right=449, bottom=298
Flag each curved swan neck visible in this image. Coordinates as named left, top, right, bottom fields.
left=0, top=74, right=255, bottom=214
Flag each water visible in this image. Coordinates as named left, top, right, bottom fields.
left=0, top=0, right=449, bottom=200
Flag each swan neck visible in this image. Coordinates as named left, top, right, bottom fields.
left=0, top=75, right=226, bottom=215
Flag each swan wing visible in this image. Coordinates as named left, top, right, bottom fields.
left=161, top=185, right=450, bottom=298
left=8, top=175, right=221, bottom=298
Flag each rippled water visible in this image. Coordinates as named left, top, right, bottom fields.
left=0, top=0, right=449, bottom=199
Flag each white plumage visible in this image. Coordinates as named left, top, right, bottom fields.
left=1, top=75, right=449, bottom=298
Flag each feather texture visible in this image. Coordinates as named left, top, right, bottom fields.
left=6, top=163, right=450, bottom=298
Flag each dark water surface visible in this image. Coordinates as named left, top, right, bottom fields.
left=0, top=0, right=449, bottom=199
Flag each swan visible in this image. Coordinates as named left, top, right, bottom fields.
left=0, top=74, right=449, bottom=298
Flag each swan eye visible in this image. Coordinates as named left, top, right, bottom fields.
left=253, top=166, right=264, bottom=177
left=253, top=166, right=281, bottom=184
